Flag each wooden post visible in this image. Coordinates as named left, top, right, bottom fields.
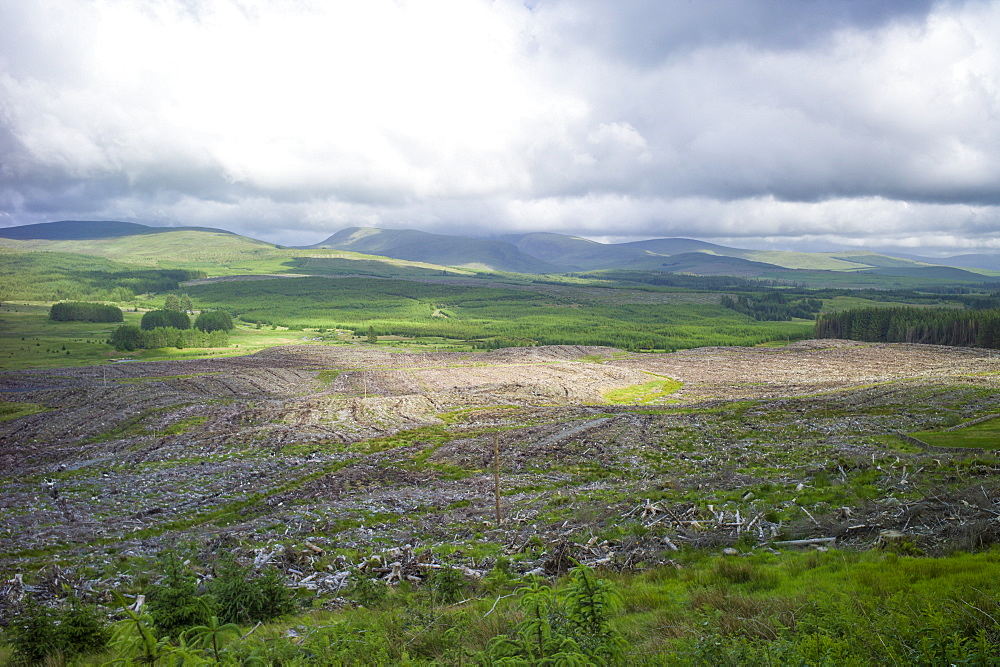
left=493, top=433, right=502, bottom=526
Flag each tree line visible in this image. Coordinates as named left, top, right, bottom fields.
left=110, top=310, right=235, bottom=351
left=815, top=306, right=1000, bottom=349
left=110, top=326, right=230, bottom=351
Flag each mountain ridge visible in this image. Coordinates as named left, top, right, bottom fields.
left=0, top=220, right=238, bottom=241
left=306, top=226, right=558, bottom=273
left=2, top=220, right=997, bottom=279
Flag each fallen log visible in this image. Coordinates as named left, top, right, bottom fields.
left=770, top=537, right=836, bottom=547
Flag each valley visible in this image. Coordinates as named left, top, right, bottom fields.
left=3, top=220, right=1000, bottom=662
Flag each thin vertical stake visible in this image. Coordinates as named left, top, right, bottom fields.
left=494, top=433, right=502, bottom=526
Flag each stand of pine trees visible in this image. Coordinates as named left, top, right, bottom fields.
left=815, top=307, right=1000, bottom=349
left=49, top=302, right=124, bottom=323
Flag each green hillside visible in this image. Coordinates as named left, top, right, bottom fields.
left=728, top=248, right=872, bottom=270
left=0, top=224, right=483, bottom=280
left=294, top=252, right=478, bottom=279
left=187, top=276, right=814, bottom=351
left=0, top=248, right=203, bottom=302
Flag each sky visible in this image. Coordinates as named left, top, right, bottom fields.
left=1, top=0, right=999, bottom=255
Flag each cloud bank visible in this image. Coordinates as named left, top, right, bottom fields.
left=1, top=0, right=998, bottom=253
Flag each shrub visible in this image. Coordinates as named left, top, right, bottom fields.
left=344, top=571, right=389, bottom=607
left=481, top=566, right=627, bottom=664
left=146, top=552, right=212, bottom=638
left=426, top=567, right=468, bottom=605
left=209, top=555, right=297, bottom=625
left=6, top=597, right=110, bottom=663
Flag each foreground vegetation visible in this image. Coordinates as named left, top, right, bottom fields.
left=7, top=549, right=1000, bottom=665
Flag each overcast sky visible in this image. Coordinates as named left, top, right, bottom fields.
left=1, top=0, right=999, bottom=254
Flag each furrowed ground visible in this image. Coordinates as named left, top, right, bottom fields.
left=3, top=339, right=1000, bottom=578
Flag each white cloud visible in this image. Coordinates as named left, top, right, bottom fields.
left=1, top=0, right=999, bottom=255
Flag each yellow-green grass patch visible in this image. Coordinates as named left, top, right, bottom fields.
left=604, top=379, right=682, bottom=405
left=908, top=417, right=1000, bottom=449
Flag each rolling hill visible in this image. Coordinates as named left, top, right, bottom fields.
left=0, top=219, right=236, bottom=240
left=504, top=233, right=729, bottom=271
left=890, top=252, right=1000, bottom=273
left=505, top=231, right=940, bottom=273
left=1, top=220, right=997, bottom=287
left=307, top=227, right=558, bottom=273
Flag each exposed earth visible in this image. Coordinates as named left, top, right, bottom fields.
left=3, top=340, right=1000, bottom=600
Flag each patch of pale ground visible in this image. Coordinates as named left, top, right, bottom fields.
left=609, top=339, right=1000, bottom=401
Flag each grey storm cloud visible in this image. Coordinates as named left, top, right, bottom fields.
left=534, top=0, right=941, bottom=63
left=0, top=0, right=998, bottom=253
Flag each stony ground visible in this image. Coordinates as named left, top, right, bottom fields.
left=3, top=340, right=1000, bottom=598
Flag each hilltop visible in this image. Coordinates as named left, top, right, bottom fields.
left=0, top=219, right=237, bottom=240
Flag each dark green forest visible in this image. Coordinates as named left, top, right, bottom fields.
left=720, top=292, right=823, bottom=321
left=194, top=310, right=234, bottom=332
left=141, top=309, right=191, bottom=330
left=49, top=302, right=124, bottom=323
left=816, top=306, right=1000, bottom=348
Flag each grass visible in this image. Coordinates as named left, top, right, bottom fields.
left=0, top=401, right=47, bottom=422
left=186, top=276, right=817, bottom=352
left=0, top=303, right=363, bottom=370
left=909, top=417, right=1000, bottom=449
left=11, top=549, right=1000, bottom=665
left=603, top=378, right=682, bottom=404
left=0, top=303, right=126, bottom=369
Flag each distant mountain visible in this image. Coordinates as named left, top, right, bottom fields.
left=305, top=227, right=959, bottom=276
left=888, top=252, right=1000, bottom=273
left=862, top=265, right=997, bottom=282
left=506, top=231, right=933, bottom=273
left=307, top=227, right=558, bottom=273
left=0, top=220, right=235, bottom=241
left=507, top=233, right=727, bottom=271
left=6, top=220, right=993, bottom=282
left=658, top=252, right=788, bottom=277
